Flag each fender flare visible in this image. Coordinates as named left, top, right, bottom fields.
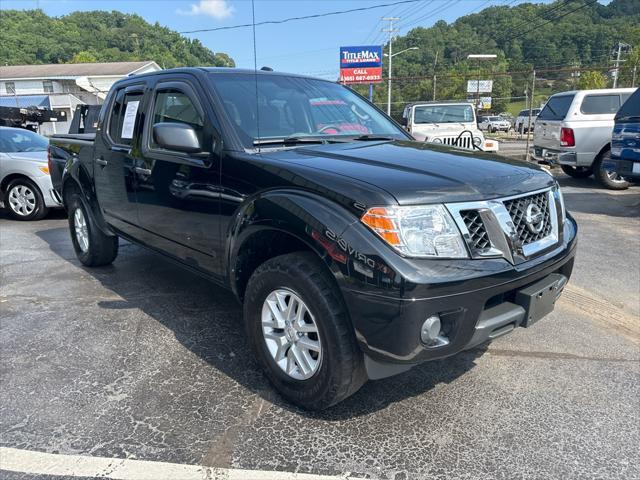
left=61, top=158, right=114, bottom=236
left=226, top=189, right=359, bottom=298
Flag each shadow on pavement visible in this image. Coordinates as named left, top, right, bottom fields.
left=36, top=225, right=484, bottom=420
left=556, top=175, right=640, bottom=218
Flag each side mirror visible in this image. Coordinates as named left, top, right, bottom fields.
left=153, top=122, right=202, bottom=154
left=400, top=116, right=408, bottom=126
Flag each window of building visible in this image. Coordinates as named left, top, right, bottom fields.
left=5, top=82, right=16, bottom=95
left=42, top=80, right=54, bottom=93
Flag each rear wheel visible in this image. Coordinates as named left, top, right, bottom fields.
left=4, top=178, right=48, bottom=221
left=594, top=149, right=629, bottom=190
left=67, top=193, right=119, bottom=266
left=244, top=252, right=366, bottom=410
left=561, top=165, right=593, bottom=179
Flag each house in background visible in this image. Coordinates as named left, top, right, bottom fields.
left=0, top=61, right=161, bottom=135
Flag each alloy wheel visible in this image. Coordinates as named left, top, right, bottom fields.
left=261, top=288, right=322, bottom=380
left=73, top=207, right=90, bottom=253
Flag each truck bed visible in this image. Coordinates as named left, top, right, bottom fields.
left=48, top=133, right=96, bottom=196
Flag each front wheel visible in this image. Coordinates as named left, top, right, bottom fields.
left=67, top=193, right=119, bottom=266
left=244, top=252, right=366, bottom=410
left=4, top=178, right=48, bottom=221
left=561, top=165, right=593, bottom=179
left=594, top=150, right=629, bottom=190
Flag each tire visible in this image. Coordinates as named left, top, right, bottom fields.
left=594, top=149, right=629, bottom=190
left=67, top=193, right=119, bottom=266
left=561, top=165, right=593, bottom=179
left=4, top=178, right=49, bottom=221
left=244, top=252, right=366, bottom=410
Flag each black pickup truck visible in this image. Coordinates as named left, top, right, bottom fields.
left=50, top=68, right=577, bottom=410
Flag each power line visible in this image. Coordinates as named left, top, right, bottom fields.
left=179, top=0, right=422, bottom=34
left=500, top=0, right=600, bottom=43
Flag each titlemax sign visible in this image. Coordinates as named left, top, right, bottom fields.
left=339, top=45, right=383, bottom=85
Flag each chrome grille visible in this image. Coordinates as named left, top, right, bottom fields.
left=446, top=188, right=560, bottom=265
left=440, top=136, right=472, bottom=150
left=503, top=191, right=553, bottom=245
left=461, top=210, right=491, bottom=250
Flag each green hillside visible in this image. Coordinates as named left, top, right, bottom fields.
left=374, top=0, right=640, bottom=114
left=0, top=9, right=234, bottom=68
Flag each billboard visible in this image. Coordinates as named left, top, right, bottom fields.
left=466, top=80, right=493, bottom=93
left=339, top=46, right=383, bottom=85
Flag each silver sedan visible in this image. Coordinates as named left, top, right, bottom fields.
left=0, top=127, right=62, bottom=220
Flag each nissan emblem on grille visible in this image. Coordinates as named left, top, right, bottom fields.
left=525, top=203, right=544, bottom=234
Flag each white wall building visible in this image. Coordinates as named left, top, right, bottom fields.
left=0, top=61, right=161, bottom=135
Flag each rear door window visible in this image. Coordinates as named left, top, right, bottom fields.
left=580, top=94, right=620, bottom=115
left=108, top=89, right=144, bottom=145
left=538, top=95, right=574, bottom=121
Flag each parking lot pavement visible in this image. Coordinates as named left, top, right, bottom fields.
left=1, top=175, right=639, bottom=480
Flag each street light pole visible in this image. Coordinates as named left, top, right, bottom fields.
left=383, top=46, right=419, bottom=116
left=382, top=17, right=399, bottom=116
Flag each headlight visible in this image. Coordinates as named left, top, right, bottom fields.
left=473, top=136, right=483, bottom=147
left=553, top=183, right=566, bottom=224
left=431, top=138, right=442, bottom=144
left=361, top=205, right=468, bottom=258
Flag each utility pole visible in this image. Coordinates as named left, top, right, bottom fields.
left=632, top=65, right=637, bottom=88
left=432, top=51, right=438, bottom=101
left=525, top=69, right=536, bottom=162
left=612, top=42, right=630, bottom=88
left=382, top=17, right=399, bottom=116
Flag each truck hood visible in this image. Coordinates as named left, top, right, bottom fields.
left=264, top=140, right=554, bottom=205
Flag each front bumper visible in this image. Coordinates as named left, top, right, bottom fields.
left=340, top=216, right=577, bottom=379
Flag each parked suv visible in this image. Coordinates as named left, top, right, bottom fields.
left=610, top=88, right=640, bottom=180
left=533, top=88, right=636, bottom=189
left=401, top=101, right=498, bottom=151
left=514, top=108, right=541, bottom=133
left=50, top=68, right=576, bottom=409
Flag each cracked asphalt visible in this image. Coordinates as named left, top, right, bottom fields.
left=1, top=173, right=639, bottom=480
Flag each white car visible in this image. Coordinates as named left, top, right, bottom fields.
left=0, top=127, right=62, bottom=220
left=402, top=102, right=498, bottom=152
left=478, top=115, right=511, bottom=133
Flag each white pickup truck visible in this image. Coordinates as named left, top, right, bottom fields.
left=401, top=101, right=498, bottom=152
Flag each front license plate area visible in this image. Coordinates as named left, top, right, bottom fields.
left=633, top=162, right=640, bottom=174
left=515, top=273, right=567, bottom=327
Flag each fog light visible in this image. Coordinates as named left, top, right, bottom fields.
left=421, top=315, right=449, bottom=347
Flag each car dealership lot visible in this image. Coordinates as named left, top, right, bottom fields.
left=1, top=175, right=639, bottom=480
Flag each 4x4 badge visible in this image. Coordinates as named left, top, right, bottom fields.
left=525, top=203, right=544, bottom=234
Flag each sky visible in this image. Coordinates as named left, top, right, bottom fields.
left=2, top=0, right=549, bottom=77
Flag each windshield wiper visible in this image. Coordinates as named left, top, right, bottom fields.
left=350, top=134, right=397, bottom=141
left=253, top=136, right=334, bottom=146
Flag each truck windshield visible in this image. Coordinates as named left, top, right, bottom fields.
left=413, top=105, right=474, bottom=124
left=538, top=95, right=574, bottom=121
left=209, top=73, right=406, bottom=148
left=0, top=128, right=48, bottom=153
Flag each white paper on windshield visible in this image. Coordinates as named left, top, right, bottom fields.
left=121, top=100, right=140, bottom=139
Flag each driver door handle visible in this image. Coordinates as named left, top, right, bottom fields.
left=134, top=167, right=152, bottom=176
left=96, top=158, right=108, bottom=166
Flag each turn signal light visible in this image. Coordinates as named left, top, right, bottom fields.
left=38, top=166, right=50, bottom=175
left=560, top=127, right=575, bottom=147
left=360, top=207, right=401, bottom=247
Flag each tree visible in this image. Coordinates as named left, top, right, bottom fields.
left=578, top=71, right=608, bottom=90
left=70, top=51, right=98, bottom=63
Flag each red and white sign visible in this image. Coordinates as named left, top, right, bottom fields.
left=339, top=67, right=383, bottom=84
